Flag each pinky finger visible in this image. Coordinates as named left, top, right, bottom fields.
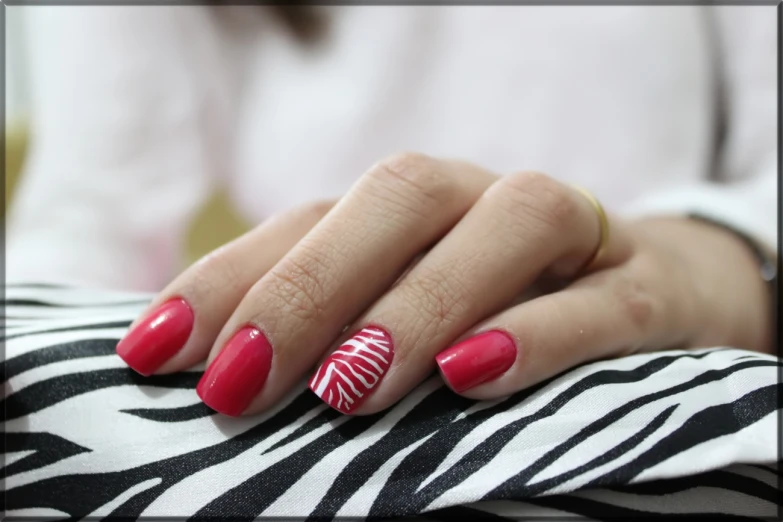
left=434, top=265, right=667, bottom=399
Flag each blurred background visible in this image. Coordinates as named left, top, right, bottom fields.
left=6, top=5, right=775, bottom=293
left=5, top=7, right=250, bottom=266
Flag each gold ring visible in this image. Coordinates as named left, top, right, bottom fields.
left=571, top=185, right=610, bottom=274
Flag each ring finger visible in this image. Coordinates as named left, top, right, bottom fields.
left=309, top=172, right=632, bottom=414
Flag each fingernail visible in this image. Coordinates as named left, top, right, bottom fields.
left=309, top=326, right=393, bottom=414
left=116, top=298, right=194, bottom=376
left=196, top=326, right=273, bottom=417
left=435, top=330, right=516, bottom=393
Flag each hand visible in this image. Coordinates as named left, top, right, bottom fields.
left=116, top=153, right=773, bottom=416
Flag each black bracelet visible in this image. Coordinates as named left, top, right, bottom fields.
left=688, top=213, right=778, bottom=352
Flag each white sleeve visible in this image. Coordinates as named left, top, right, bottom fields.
left=622, top=6, right=777, bottom=251
left=7, top=6, right=237, bottom=291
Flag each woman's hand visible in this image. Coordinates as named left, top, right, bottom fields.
left=116, top=153, right=772, bottom=416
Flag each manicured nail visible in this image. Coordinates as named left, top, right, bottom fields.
left=309, top=326, right=393, bottom=414
left=116, top=298, right=194, bottom=376
left=435, top=330, right=517, bottom=393
left=196, top=326, right=273, bottom=417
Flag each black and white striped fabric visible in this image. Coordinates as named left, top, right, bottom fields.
left=3, top=284, right=781, bottom=520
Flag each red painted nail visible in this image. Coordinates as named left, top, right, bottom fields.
left=435, top=330, right=517, bottom=393
left=196, top=326, right=273, bottom=417
left=309, top=326, right=393, bottom=414
left=116, top=298, right=194, bottom=376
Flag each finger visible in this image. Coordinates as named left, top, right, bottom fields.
left=310, top=172, right=634, bottom=414
left=196, top=153, right=497, bottom=416
left=434, top=254, right=676, bottom=399
left=115, top=200, right=334, bottom=376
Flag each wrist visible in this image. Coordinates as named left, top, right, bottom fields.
left=632, top=216, right=773, bottom=354
left=686, top=213, right=777, bottom=355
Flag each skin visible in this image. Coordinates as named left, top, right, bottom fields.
left=126, top=152, right=774, bottom=415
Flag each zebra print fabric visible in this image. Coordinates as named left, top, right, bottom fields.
left=2, top=284, right=781, bottom=519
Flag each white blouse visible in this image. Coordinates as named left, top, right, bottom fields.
left=8, top=5, right=777, bottom=291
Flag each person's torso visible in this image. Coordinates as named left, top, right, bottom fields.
left=224, top=6, right=715, bottom=221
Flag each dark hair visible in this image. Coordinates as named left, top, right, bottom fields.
left=211, top=4, right=326, bottom=45
left=268, top=5, right=325, bottom=44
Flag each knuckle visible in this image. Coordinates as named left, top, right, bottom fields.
left=400, top=266, right=470, bottom=334
left=612, top=275, right=656, bottom=333
left=190, top=246, right=245, bottom=295
left=373, top=151, right=432, bottom=182
left=298, top=199, right=334, bottom=221
left=500, top=171, right=579, bottom=229
left=266, top=253, right=330, bottom=322
left=367, top=152, right=454, bottom=207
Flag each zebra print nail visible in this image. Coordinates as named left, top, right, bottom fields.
left=309, top=326, right=394, bottom=414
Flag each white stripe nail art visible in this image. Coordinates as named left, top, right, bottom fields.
left=309, top=326, right=393, bottom=414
